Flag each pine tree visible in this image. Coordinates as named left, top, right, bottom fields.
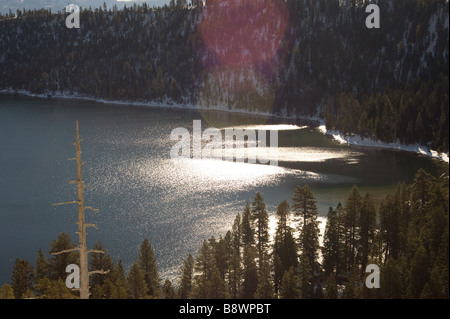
left=241, top=202, right=254, bottom=247
left=298, top=254, right=313, bottom=299
left=138, top=238, right=160, bottom=297
left=292, top=185, right=318, bottom=230
left=100, top=279, right=116, bottom=299
left=48, top=232, right=77, bottom=281
left=254, top=255, right=274, bottom=299
left=89, top=241, right=114, bottom=289
left=273, top=200, right=297, bottom=294
left=251, top=192, right=269, bottom=268
left=214, top=235, right=230, bottom=281
left=112, top=260, right=128, bottom=299
left=11, top=258, right=34, bottom=299
left=275, top=200, right=290, bottom=239
left=178, top=253, right=194, bottom=298
left=292, top=185, right=320, bottom=280
left=35, top=248, right=49, bottom=283
left=279, top=267, right=300, bottom=299
left=343, top=185, right=362, bottom=272
left=379, top=191, right=401, bottom=262
left=127, top=263, right=148, bottom=299
left=229, top=214, right=242, bottom=299
left=241, top=245, right=258, bottom=299
left=193, top=240, right=217, bottom=298
left=359, top=193, right=377, bottom=274
left=322, top=206, right=342, bottom=277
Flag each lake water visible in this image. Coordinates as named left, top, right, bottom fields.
left=0, top=93, right=444, bottom=285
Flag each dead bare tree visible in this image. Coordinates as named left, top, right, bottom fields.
left=51, top=121, right=109, bottom=299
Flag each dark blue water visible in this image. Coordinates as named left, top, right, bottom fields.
left=0, top=94, right=442, bottom=285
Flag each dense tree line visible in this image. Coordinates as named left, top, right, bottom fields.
left=0, top=0, right=448, bottom=152
left=1, top=168, right=447, bottom=299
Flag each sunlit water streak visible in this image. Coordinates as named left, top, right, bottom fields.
left=0, top=95, right=443, bottom=284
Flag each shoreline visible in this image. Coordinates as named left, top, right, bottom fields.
left=1, top=88, right=448, bottom=164
left=317, top=124, right=449, bottom=164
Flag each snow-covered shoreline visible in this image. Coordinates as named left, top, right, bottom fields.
left=317, top=123, right=449, bottom=164
left=1, top=88, right=448, bottom=164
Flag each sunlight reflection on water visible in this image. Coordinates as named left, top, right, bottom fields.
left=0, top=96, right=442, bottom=286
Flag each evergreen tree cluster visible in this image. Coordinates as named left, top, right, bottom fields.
left=1, top=168, right=447, bottom=299
left=0, top=0, right=448, bottom=151
left=2, top=237, right=162, bottom=299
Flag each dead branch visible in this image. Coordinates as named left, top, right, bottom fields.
left=51, top=248, right=79, bottom=256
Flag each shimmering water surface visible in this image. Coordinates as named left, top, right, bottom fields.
left=0, top=94, right=443, bottom=284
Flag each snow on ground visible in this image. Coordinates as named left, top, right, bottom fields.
left=318, top=122, right=449, bottom=163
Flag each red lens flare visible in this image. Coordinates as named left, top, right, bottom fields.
left=199, top=0, right=289, bottom=68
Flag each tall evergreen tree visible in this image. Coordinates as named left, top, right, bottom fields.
left=11, top=258, right=34, bottom=299
left=251, top=192, right=269, bottom=268
left=279, top=267, right=300, bottom=299
left=48, top=232, right=77, bottom=281
left=214, top=235, right=230, bottom=281
left=178, top=253, right=194, bottom=299
left=359, top=193, right=377, bottom=274
left=343, top=185, right=363, bottom=272
left=298, top=253, right=312, bottom=299
left=89, top=241, right=115, bottom=288
left=273, top=200, right=297, bottom=294
left=241, top=202, right=254, bottom=247
left=292, top=185, right=320, bottom=277
left=254, top=255, right=274, bottom=299
left=35, top=248, right=49, bottom=283
left=112, top=260, right=128, bottom=299
left=193, top=239, right=218, bottom=298
left=138, top=238, right=160, bottom=297
left=241, top=245, right=258, bottom=299
left=379, top=191, right=402, bottom=262
left=127, top=263, right=148, bottom=299
left=229, top=213, right=242, bottom=298
left=322, top=206, right=342, bottom=278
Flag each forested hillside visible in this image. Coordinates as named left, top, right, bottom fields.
left=2, top=169, right=448, bottom=299
left=0, top=0, right=448, bottom=151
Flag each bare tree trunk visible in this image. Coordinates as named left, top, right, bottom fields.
left=74, top=121, right=89, bottom=299
left=52, top=121, right=108, bottom=299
